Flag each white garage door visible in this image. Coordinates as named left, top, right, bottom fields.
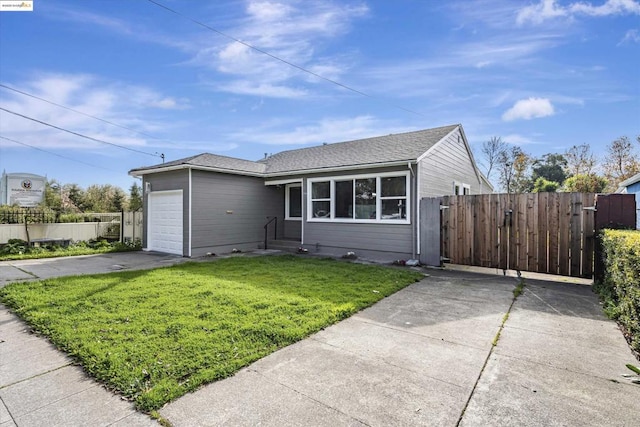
left=147, top=190, right=183, bottom=255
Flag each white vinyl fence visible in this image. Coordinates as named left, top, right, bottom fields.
left=0, top=211, right=143, bottom=244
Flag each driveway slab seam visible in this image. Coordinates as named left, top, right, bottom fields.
left=6, top=264, right=39, bottom=279
left=351, top=317, right=490, bottom=351
left=4, top=382, right=102, bottom=419
left=247, top=368, right=373, bottom=427
left=0, top=362, right=75, bottom=390
left=0, top=396, right=15, bottom=426
left=491, top=349, right=639, bottom=386
left=307, top=335, right=466, bottom=391
left=455, top=279, right=522, bottom=427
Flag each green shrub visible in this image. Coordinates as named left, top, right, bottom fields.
left=596, top=229, right=640, bottom=354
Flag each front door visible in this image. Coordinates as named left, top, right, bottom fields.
left=284, top=183, right=302, bottom=240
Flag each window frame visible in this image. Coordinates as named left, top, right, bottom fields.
left=307, top=171, right=410, bottom=224
left=285, top=183, right=302, bottom=220
left=453, top=181, right=471, bottom=195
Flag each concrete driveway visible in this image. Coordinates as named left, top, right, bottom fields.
left=160, top=270, right=640, bottom=427
left=1, top=253, right=638, bottom=426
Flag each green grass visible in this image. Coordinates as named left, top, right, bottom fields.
left=0, top=245, right=139, bottom=261
left=0, top=239, right=141, bottom=261
left=0, top=255, right=422, bottom=412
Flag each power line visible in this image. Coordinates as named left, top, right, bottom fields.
left=0, top=135, right=115, bottom=171
left=146, top=0, right=424, bottom=117
left=0, top=107, right=162, bottom=159
left=0, top=83, right=163, bottom=141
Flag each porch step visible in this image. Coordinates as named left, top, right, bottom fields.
left=263, top=239, right=301, bottom=252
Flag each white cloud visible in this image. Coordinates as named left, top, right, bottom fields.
left=218, top=81, right=308, bottom=98
left=199, top=0, right=368, bottom=98
left=0, top=73, right=187, bottom=151
left=517, top=0, right=640, bottom=25
left=619, top=28, right=640, bottom=44
left=502, top=97, right=555, bottom=121
left=517, top=0, right=567, bottom=25
left=229, top=115, right=408, bottom=146
left=570, top=0, right=640, bottom=16
left=503, top=134, right=535, bottom=145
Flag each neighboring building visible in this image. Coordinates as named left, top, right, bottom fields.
left=616, top=172, right=640, bottom=229
left=0, top=171, right=46, bottom=207
left=129, top=124, right=492, bottom=260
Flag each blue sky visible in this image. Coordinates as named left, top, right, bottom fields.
left=1, top=0, right=639, bottom=191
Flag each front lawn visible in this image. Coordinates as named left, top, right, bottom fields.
left=0, top=255, right=422, bottom=412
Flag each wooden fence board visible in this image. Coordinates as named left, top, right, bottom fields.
left=570, top=193, right=583, bottom=277
left=548, top=193, right=560, bottom=275
left=537, top=192, right=549, bottom=273
left=487, top=194, right=502, bottom=268
left=526, top=193, right=538, bottom=272
left=558, top=193, right=571, bottom=276
left=498, top=194, right=509, bottom=271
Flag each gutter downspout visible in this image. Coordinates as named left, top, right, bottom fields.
left=408, top=162, right=416, bottom=260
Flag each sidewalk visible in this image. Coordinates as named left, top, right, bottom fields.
left=1, top=254, right=638, bottom=426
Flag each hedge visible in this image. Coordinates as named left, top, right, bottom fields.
left=595, top=229, right=640, bottom=355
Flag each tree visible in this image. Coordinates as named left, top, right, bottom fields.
left=65, top=183, right=85, bottom=212
left=479, top=136, right=508, bottom=181
left=43, top=179, right=62, bottom=210
left=532, top=177, right=560, bottom=193
left=129, top=182, right=142, bottom=211
left=602, top=136, right=640, bottom=191
left=531, top=153, right=567, bottom=185
left=112, top=188, right=126, bottom=211
left=82, top=184, right=124, bottom=212
left=497, top=146, right=532, bottom=193
left=562, top=174, right=608, bottom=193
left=564, top=144, right=596, bottom=176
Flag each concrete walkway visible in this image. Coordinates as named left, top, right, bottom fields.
left=1, top=253, right=639, bottom=426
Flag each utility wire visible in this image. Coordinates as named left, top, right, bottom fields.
left=146, top=0, right=424, bottom=117
left=0, top=107, right=162, bottom=159
left=0, top=83, right=163, bottom=142
left=0, top=135, right=115, bottom=171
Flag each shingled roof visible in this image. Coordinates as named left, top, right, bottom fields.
left=130, top=153, right=267, bottom=175
left=261, top=124, right=458, bottom=174
left=129, top=124, right=460, bottom=177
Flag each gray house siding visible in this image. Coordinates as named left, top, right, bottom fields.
left=297, top=165, right=416, bottom=260
left=283, top=220, right=301, bottom=240
left=142, top=170, right=190, bottom=255
left=418, top=128, right=484, bottom=197
left=190, top=170, right=282, bottom=257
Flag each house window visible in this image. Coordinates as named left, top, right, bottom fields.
left=454, top=182, right=470, bottom=195
left=311, top=181, right=331, bottom=218
left=380, top=176, right=407, bottom=220
left=286, top=184, right=302, bottom=220
left=307, top=172, right=410, bottom=223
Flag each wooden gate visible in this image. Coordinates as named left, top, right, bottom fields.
left=420, top=193, right=597, bottom=278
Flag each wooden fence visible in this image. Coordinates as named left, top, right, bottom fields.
left=429, top=193, right=597, bottom=278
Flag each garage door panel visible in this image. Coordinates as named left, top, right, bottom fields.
left=148, top=190, right=183, bottom=255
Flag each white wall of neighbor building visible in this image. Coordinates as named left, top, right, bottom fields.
left=0, top=212, right=143, bottom=244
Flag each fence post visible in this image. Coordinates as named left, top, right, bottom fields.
left=120, top=209, right=124, bottom=243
